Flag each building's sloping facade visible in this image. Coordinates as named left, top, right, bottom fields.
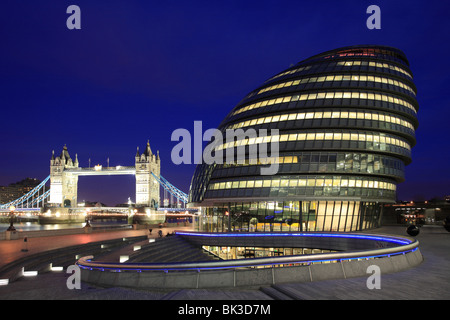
left=188, top=45, right=418, bottom=232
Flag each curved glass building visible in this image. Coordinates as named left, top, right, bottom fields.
left=188, top=45, right=418, bottom=232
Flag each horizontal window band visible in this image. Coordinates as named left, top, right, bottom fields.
left=232, top=90, right=418, bottom=117
left=216, top=132, right=411, bottom=151
left=209, top=177, right=396, bottom=191
left=266, top=59, right=413, bottom=83
left=256, top=73, right=416, bottom=97
left=227, top=110, right=415, bottom=131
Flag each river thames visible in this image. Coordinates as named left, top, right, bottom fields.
left=0, top=221, right=129, bottom=232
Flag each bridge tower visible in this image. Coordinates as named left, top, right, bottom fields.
left=49, top=145, right=79, bottom=207
left=135, top=141, right=160, bottom=208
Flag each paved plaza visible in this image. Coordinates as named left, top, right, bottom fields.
left=0, top=224, right=449, bottom=300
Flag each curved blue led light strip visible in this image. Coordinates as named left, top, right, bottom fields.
left=174, top=231, right=412, bottom=245
left=76, top=231, right=418, bottom=272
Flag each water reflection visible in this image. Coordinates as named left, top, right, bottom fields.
left=0, top=221, right=129, bottom=232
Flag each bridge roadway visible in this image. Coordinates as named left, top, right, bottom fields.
left=0, top=225, right=449, bottom=300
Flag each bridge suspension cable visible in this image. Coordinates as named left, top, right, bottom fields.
left=0, top=173, right=188, bottom=209
left=151, top=172, right=188, bottom=204
left=0, top=176, right=51, bottom=209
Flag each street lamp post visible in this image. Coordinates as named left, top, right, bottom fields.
left=84, top=208, right=91, bottom=228
left=7, top=206, right=16, bottom=231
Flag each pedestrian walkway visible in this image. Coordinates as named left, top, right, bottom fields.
left=262, top=225, right=450, bottom=300
left=0, top=224, right=448, bottom=300
left=0, top=226, right=192, bottom=268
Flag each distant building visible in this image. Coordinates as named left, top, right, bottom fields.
left=0, top=178, right=41, bottom=204
left=83, top=201, right=108, bottom=207
left=383, top=199, right=450, bottom=225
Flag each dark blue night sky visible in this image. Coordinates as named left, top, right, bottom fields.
left=1, top=0, right=449, bottom=206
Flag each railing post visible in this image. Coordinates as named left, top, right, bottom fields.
left=272, top=265, right=275, bottom=285
left=197, top=269, right=200, bottom=288
left=340, top=259, right=347, bottom=279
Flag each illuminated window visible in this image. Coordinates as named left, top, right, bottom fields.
left=210, top=178, right=396, bottom=192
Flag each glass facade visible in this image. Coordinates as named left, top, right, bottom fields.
left=188, top=45, right=418, bottom=232
left=199, top=201, right=381, bottom=232
left=202, top=245, right=337, bottom=260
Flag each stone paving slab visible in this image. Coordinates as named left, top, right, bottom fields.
left=271, top=225, right=450, bottom=300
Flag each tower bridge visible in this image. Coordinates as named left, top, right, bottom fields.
left=49, top=141, right=161, bottom=208
left=0, top=142, right=192, bottom=223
